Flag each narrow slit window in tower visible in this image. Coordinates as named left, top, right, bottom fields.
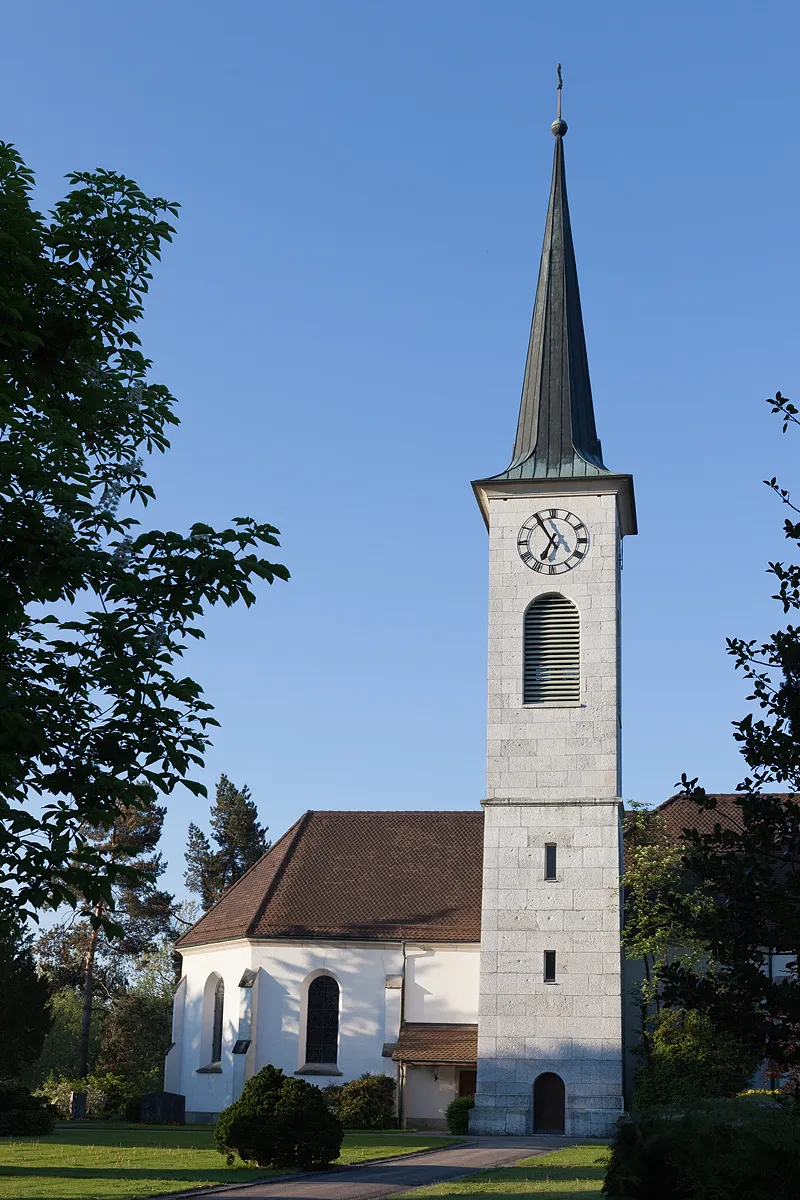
left=545, top=843, right=557, bottom=880
left=544, top=951, right=557, bottom=983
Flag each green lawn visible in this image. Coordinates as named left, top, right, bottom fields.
left=0, top=1125, right=460, bottom=1199
left=396, top=1145, right=610, bottom=1198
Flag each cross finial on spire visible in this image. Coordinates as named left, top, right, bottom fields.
left=552, top=64, right=568, bottom=136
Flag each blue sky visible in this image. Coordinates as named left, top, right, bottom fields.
left=4, top=1, right=799, bottom=899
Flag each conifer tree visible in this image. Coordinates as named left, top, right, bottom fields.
left=184, top=774, right=269, bottom=909
left=37, top=802, right=173, bottom=1078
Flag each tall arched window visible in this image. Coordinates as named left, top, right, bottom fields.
left=211, top=977, right=224, bottom=1062
left=523, top=594, right=580, bottom=704
left=305, top=975, right=339, bottom=1064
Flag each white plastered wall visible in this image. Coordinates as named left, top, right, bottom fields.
left=172, top=939, right=482, bottom=1121
left=404, top=947, right=480, bottom=1023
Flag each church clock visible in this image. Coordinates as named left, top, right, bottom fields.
left=517, top=509, right=589, bottom=574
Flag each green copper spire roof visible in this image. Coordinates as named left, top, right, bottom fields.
left=490, top=102, right=608, bottom=482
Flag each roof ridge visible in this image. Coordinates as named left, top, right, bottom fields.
left=244, top=809, right=312, bottom=939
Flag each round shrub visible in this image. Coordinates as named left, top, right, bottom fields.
left=215, top=1064, right=343, bottom=1170
left=445, top=1095, right=474, bottom=1135
left=334, top=1074, right=396, bottom=1129
left=0, top=1079, right=56, bottom=1137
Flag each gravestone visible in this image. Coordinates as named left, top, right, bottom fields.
left=140, top=1091, right=185, bottom=1124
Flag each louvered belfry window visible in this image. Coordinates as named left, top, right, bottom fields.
left=523, top=594, right=580, bottom=704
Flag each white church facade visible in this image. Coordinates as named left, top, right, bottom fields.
left=168, top=108, right=642, bottom=1135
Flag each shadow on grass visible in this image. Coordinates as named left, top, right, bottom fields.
left=16, top=1130, right=218, bottom=1151
left=0, top=1167, right=266, bottom=1183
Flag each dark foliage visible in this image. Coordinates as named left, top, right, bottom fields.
left=0, top=918, right=52, bottom=1079
left=445, top=1095, right=474, bottom=1135
left=323, top=1073, right=395, bottom=1129
left=0, top=1079, right=55, bottom=1137
left=185, top=774, right=269, bottom=910
left=602, top=1097, right=800, bottom=1200
left=0, top=142, right=288, bottom=924
left=96, top=992, right=172, bottom=1087
left=215, top=1064, right=343, bottom=1170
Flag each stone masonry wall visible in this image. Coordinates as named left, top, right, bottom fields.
left=472, top=486, right=626, bottom=1137
left=471, top=800, right=624, bottom=1136
left=486, top=491, right=621, bottom=802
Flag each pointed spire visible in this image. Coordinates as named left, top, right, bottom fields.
left=492, top=73, right=608, bottom=481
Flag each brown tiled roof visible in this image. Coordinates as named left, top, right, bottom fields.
left=392, top=1023, right=478, bottom=1064
left=657, top=792, right=799, bottom=841
left=180, top=794, right=790, bottom=951
left=177, top=810, right=484, bottom=948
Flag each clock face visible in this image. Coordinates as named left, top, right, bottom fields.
left=517, top=509, right=589, bottom=574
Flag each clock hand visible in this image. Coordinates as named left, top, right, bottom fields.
left=540, top=530, right=559, bottom=560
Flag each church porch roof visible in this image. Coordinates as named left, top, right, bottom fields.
left=392, top=1023, right=478, bottom=1065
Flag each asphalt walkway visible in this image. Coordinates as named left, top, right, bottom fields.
left=210, top=1135, right=577, bottom=1199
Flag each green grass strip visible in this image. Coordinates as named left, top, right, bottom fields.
left=395, top=1144, right=609, bottom=1197
left=0, top=1126, right=459, bottom=1199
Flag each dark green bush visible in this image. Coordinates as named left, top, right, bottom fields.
left=602, top=1097, right=800, bottom=1199
left=445, top=1095, right=474, bottom=1135
left=0, top=1079, right=56, bottom=1137
left=215, top=1064, right=343, bottom=1169
left=328, top=1073, right=395, bottom=1129
left=632, top=1009, right=760, bottom=1109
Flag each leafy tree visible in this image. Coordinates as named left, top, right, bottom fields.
left=128, top=899, right=198, bottom=1002
left=621, top=802, right=710, bottom=1057
left=632, top=1008, right=761, bottom=1109
left=36, top=802, right=174, bottom=1077
left=0, top=142, right=289, bottom=924
left=26, top=987, right=106, bottom=1085
left=185, top=773, right=269, bottom=909
left=654, top=393, right=800, bottom=1075
left=96, top=992, right=172, bottom=1091
left=0, top=917, right=51, bottom=1080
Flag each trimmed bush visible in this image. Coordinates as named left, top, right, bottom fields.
left=602, top=1098, right=800, bottom=1200
left=327, top=1074, right=396, bottom=1129
left=632, top=1009, right=760, bottom=1109
left=445, top=1095, right=474, bottom=1135
left=0, top=1079, right=56, bottom=1137
left=215, top=1064, right=343, bottom=1169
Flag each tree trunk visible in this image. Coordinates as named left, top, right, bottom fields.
left=77, top=903, right=103, bottom=1079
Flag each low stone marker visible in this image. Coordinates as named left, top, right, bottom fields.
left=141, top=1091, right=186, bottom=1124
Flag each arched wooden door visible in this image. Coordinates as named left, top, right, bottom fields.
left=533, top=1072, right=565, bottom=1133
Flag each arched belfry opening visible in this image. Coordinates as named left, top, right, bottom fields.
left=533, top=1072, right=565, bottom=1133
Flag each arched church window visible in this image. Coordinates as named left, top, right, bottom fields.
left=211, top=977, right=224, bottom=1062
left=305, top=975, right=339, bottom=1064
left=523, top=594, right=580, bottom=704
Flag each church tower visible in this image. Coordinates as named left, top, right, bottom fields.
left=470, top=93, right=636, bottom=1138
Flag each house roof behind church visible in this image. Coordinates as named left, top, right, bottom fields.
left=177, top=809, right=485, bottom=948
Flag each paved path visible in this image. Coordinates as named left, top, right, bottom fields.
left=212, top=1136, right=577, bottom=1199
